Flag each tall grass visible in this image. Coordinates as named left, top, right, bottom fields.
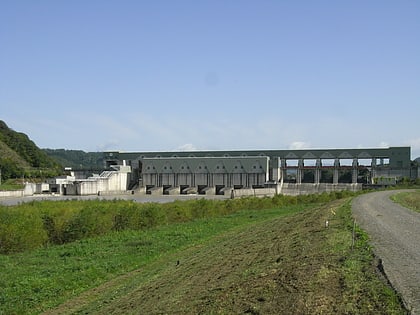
left=0, top=191, right=357, bottom=254
left=391, top=190, right=420, bottom=213
left=329, top=200, right=405, bottom=313
left=0, top=190, right=404, bottom=314
left=0, top=204, right=309, bottom=314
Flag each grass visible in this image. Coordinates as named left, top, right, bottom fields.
left=58, top=199, right=406, bottom=315
left=326, top=200, right=404, bottom=313
left=0, top=179, right=24, bottom=191
left=0, top=204, right=308, bottom=314
left=391, top=189, right=420, bottom=213
left=0, top=194, right=407, bottom=314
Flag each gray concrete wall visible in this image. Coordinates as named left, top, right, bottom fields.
left=80, top=181, right=100, bottom=195
left=0, top=190, right=24, bottom=198
left=0, top=183, right=36, bottom=198
left=233, top=188, right=276, bottom=198
left=279, top=183, right=362, bottom=196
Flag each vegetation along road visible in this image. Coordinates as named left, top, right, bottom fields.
left=0, top=191, right=410, bottom=314
left=352, top=190, right=420, bottom=315
left=0, top=194, right=229, bottom=206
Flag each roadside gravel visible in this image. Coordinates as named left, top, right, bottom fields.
left=352, top=190, right=420, bottom=315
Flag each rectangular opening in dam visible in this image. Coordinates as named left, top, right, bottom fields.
left=198, top=185, right=207, bottom=195
left=285, top=169, right=297, bottom=183
left=286, top=159, right=298, bottom=167
left=340, top=159, right=353, bottom=167
left=303, top=159, right=317, bottom=167
left=215, top=185, right=225, bottom=195
left=321, top=159, right=335, bottom=167
left=359, top=159, right=373, bottom=166
left=373, top=158, right=390, bottom=166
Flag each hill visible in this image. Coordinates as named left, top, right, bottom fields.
left=43, top=149, right=105, bottom=170
left=0, top=120, right=62, bottom=180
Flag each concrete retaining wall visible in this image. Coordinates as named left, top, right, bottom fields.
left=0, top=190, right=24, bottom=198
left=280, top=183, right=362, bottom=196
left=233, top=188, right=276, bottom=198
left=0, top=183, right=37, bottom=198
left=229, top=183, right=362, bottom=198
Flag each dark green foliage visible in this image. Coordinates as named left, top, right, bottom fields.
left=43, top=149, right=105, bottom=170
left=0, top=157, right=24, bottom=179
left=0, top=120, right=62, bottom=181
left=0, top=205, right=48, bottom=253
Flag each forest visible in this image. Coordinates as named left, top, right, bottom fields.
left=0, top=120, right=61, bottom=181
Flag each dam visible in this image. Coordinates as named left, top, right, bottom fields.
left=104, top=147, right=415, bottom=196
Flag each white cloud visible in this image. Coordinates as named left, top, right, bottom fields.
left=289, top=141, right=311, bottom=150
left=176, top=143, right=198, bottom=151
left=96, top=140, right=121, bottom=152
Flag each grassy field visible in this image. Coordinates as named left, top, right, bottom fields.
left=0, top=195, right=406, bottom=314
left=391, top=189, right=420, bottom=213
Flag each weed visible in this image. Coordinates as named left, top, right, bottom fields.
left=391, top=190, right=420, bottom=213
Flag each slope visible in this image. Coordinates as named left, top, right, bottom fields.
left=44, top=199, right=405, bottom=315
left=0, top=139, right=30, bottom=168
left=43, top=149, right=105, bottom=170
left=0, top=120, right=61, bottom=180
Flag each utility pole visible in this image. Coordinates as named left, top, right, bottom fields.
left=0, top=168, right=2, bottom=186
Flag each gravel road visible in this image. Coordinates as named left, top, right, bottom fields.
left=352, top=190, right=420, bottom=315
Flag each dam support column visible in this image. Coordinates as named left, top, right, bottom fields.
left=315, top=159, right=321, bottom=184
left=371, top=159, right=377, bottom=184
left=352, top=158, right=358, bottom=184
left=271, top=157, right=281, bottom=182
left=281, top=159, right=287, bottom=185
left=271, top=157, right=283, bottom=194
left=333, top=158, right=339, bottom=184
left=297, top=159, right=304, bottom=184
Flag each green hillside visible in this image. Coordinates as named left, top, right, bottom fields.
left=43, top=148, right=105, bottom=170
left=0, top=120, right=62, bottom=180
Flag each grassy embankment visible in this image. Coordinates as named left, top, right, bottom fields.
left=0, top=193, right=406, bottom=314
left=0, top=179, right=25, bottom=191
left=391, top=189, right=420, bottom=213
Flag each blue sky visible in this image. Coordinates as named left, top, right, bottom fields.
left=1, top=1, right=419, bottom=158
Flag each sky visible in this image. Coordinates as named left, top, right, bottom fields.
left=1, top=1, right=419, bottom=159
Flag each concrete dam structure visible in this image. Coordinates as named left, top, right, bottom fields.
left=105, top=147, right=414, bottom=196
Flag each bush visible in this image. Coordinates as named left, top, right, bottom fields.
left=0, top=206, right=48, bottom=253
left=0, top=191, right=357, bottom=254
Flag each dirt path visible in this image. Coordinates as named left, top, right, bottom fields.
left=352, top=190, right=420, bottom=315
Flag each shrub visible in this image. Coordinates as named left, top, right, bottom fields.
left=0, top=191, right=358, bottom=254
left=0, top=206, right=48, bottom=253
